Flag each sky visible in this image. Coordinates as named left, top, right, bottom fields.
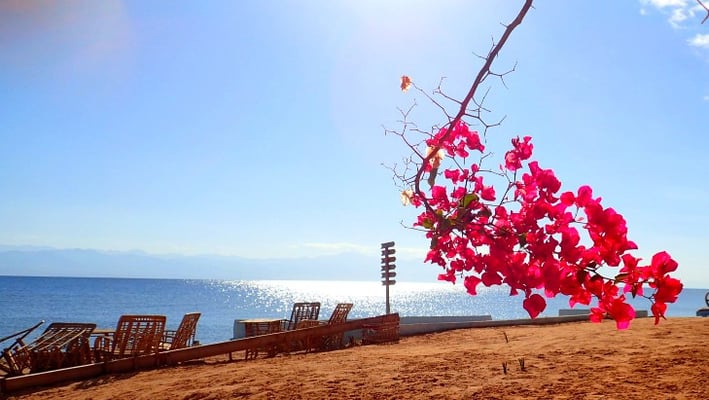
left=0, top=1, right=708, bottom=287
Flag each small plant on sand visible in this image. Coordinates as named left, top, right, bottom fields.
left=386, top=0, right=683, bottom=329
left=500, top=331, right=525, bottom=375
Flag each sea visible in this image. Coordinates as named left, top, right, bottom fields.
left=0, top=276, right=706, bottom=345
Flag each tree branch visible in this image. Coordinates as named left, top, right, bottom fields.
left=699, top=0, right=709, bottom=24
left=413, top=0, right=534, bottom=217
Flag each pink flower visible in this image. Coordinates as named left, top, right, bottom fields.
left=607, top=297, right=635, bottom=329
left=464, top=275, right=481, bottom=295
left=523, top=293, right=546, bottom=319
left=481, top=185, right=496, bottom=201
left=407, top=129, right=682, bottom=330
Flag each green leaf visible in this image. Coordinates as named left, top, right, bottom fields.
left=462, top=193, right=479, bottom=208
left=422, top=219, right=434, bottom=229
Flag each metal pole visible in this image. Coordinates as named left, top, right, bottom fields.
left=385, top=283, right=390, bottom=314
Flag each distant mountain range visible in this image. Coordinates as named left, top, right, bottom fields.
left=0, top=246, right=438, bottom=282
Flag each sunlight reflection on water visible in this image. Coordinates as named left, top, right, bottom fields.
left=216, top=280, right=530, bottom=321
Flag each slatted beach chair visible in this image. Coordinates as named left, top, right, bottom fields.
left=284, top=302, right=321, bottom=331
left=321, top=303, right=354, bottom=350
left=0, top=320, right=44, bottom=376
left=297, top=303, right=353, bottom=352
left=275, top=302, right=321, bottom=354
left=161, top=312, right=201, bottom=351
left=242, top=318, right=283, bottom=360
left=28, top=322, right=96, bottom=373
left=0, top=322, right=96, bottom=375
left=94, top=315, right=166, bottom=362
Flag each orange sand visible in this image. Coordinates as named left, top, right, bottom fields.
left=4, top=317, right=708, bottom=400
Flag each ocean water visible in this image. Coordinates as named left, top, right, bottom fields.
left=0, top=276, right=706, bottom=345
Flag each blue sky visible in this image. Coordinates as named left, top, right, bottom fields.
left=1, top=1, right=708, bottom=287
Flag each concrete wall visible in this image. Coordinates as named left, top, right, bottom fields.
left=558, top=309, right=649, bottom=318
left=400, top=315, right=492, bottom=324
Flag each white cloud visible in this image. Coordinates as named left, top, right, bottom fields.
left=646, top=0, right=688, bottom=7
left=669, top=7, right=690, bottom=27
left=640, top=0, right=706, bottom=28
left=641, top=0, right=709, bottom=56
left=688, top=33, right=709, bottom=48
left=704, top=95, right=709, bottom=101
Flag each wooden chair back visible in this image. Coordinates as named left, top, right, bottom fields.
left=0, top=322, right=95, bottom=375
left=30, top=323, right=97, bottom=352
left=328, top=303, right=353, bottom=325
left=0, top=321, right=45, bottom=376
left=319, top=303, right=354, bottom=351
left=29, top=322, right=96, bottom=373
left=110, top=315, right=166, bottom=358
left=286, top=302, right=320, bottom=330
left=166, top=312, right=201, bottom=350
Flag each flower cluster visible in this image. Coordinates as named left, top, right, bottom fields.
left=407, top=122, right=682, bottom=329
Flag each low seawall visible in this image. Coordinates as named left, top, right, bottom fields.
left=398, top=315, right=592, bottom=336
left=558, top=309, right=649, bottom=318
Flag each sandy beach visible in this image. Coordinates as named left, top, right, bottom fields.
left=4, top=317, right=708, bottom=400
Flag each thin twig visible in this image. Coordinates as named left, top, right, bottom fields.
left=699, top=0, right=709, bottom=24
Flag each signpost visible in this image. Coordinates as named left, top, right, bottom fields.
left=381, top=241, right=396, bottom=314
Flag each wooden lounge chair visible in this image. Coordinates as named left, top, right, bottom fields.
left=160, top=312, right=201, bottom=351
left=297, top=303, right=353, bottom=352
left=0, top=322, right=95, bottom=376
left=242, top=318, right=283, bottom=360
left=272, top=302, right=321, bottom=354
left=0, top=320, right=44, bottom=376
left=284, top=302, right=321, bottom=331
left=94, top=315, right=166, bottom=362
left=321, top=302, right=354, bottom=350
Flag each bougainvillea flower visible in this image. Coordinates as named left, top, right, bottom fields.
left=651, top=302, right=667, bottom=324
left=607, top=297, right=635, bottom=329
left=402, top=127, right=681, bottom=329
left=650, top=251, right=679, bottom=275
left=523, top=293, right=546, bottom=319
left=464, top=275, right=481, bottom=295
left=589, top=307, right=605, bottom=323
left=400, top=189, right=414, bottom=206
left=653, top=276, right=683, bottom=305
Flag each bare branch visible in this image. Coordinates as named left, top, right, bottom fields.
left=411, top=82, right=453, bottom=120
left=413, top=0, right=534, bottom=217
left=699, top=0, right=709, bottom=24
